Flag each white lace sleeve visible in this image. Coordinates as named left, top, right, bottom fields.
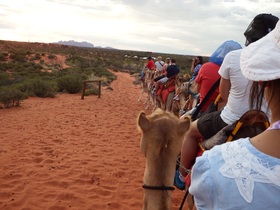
left=219, top=139, right=280, bottom=203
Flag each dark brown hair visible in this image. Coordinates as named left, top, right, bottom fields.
left=197, top=56, right=203, bottom=65
left=250, top=79, right=280, bottom=112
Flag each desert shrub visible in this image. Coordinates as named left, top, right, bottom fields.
left=83, top=82, right=101, bottom=96
left=34, top=53, right=41, bottom=60
left=48, top=54, right=57, bottom=59
left=56, top=74, right=83, bottom=94
left=0, top=62, right=15, bottom=73
left=0, top=54, right=6, bottom=61
left=0, top=73, right=12, bottom=86
left=13, top=81, right=31, bottom=94
left=0, top=86, right=28, bottom=108
left=83, top=88, right=99, bottom=96
left=94, top=69, right=116, bottom=83
left=3, top=62, right=42, bottom=77
left=0, top=73, right=26, bottom=87
left=28, top=78, right=57, bottom=98
left=2, top=52, right=9, bottom=57
left=10, top=52, right=26, bottom=62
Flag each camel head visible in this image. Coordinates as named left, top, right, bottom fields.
left=137, top=108, right=190, bottom=210
left=188, top=81, right=198, bottom=95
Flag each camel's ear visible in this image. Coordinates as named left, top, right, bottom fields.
left=137, top=112, right=151, bottom=132
left=178, top=116, right=190, bottom=136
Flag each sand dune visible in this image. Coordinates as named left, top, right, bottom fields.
left=0, top=71, right=187, bottom=210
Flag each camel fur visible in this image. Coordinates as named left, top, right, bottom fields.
left=138, top=67, right=155, bottom=110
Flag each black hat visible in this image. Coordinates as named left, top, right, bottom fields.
left=244, top=13, right=279, bottom=46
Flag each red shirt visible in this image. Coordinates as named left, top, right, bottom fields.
left=146, top=60, right=155, bottom=70
left=195, top=62, right=220, bottom=112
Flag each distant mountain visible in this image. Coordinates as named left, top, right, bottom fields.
left=54, top=40, right=116, bottom=50
left=55, top=40, right=94, bottom=48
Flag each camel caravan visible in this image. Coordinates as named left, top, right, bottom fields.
left=137, top=33, right=274, bottom=209
left=137, top=93, right=270, bottom=210
left=138, top=61, right=197, bottom=117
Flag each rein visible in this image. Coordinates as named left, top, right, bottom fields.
left=142, top=184, right=175, bottom=191
left=187, top=81, right=198, bottom=97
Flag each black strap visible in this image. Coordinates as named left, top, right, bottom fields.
left=191, top=78, right=221, bottom=121
left=179, top=189, right=189, bottom=210
left=142, top=184, right=175, bottom=191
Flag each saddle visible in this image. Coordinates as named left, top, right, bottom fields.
left=184, top=110, right=270, bottom=188
left=156, top=76, right=176, bottom=103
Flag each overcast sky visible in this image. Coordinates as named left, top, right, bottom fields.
left=1, top=0, right=280, bottom=56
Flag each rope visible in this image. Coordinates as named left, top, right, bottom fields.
left=179, top=189, right=189, bottom=210
left=176, top=158, right=191, bottom=174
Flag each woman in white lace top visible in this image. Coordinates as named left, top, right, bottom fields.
left=189, top=20, right=280, bottom=209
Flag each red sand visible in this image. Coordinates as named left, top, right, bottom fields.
left=0, top=71, right=187, bottom=210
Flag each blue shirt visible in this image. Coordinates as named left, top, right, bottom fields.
left=190, top=64, right=202, bottom=82
left=189, top=138, right=280, bottom=210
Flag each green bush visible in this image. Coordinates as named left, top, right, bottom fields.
left=13, top=81, right=32, bottom=95
left=0, top=86, right=28, bottom=108
left=28, top=78, right=57, bottom=98
left=83, top=87, right=99, bottom=96
left=10, top=52, right=26, bottom=62
left=34, top=53, right=41, bottom=60
left=56, top=74, right=83, bottom=94
left=0, top=73, right=12, bottom=86
left=48, top=54, right=56, bottom=59
left=0, top=54, right=6, bottom=61
left=92, top=68, right=116, bottom=82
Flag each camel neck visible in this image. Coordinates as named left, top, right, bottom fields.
left=267, top=120, right=280, bottom=130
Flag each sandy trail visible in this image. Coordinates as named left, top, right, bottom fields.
left=0, top=71, right=187, bottom=210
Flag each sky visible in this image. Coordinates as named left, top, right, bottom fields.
left=1, top=0, right=280, bottom=56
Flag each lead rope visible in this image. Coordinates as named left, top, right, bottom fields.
left=179, top=189, right=189, bottom=210
left=176, top=158, right=191, bottom=210
left=176, top=158, right=191, bottom=174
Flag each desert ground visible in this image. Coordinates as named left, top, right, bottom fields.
left=0, top=71, right=188, bottom=210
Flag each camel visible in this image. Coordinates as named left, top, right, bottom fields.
left=138, top=68, right=154, bottom=109
left=152, top=75, right=179, bottom=113
left=172, top=79, right=199, bottom=118
left=172, top=76, right=191, bottom=117
left=137, top=109, right=191, bottom=210
left=183, top=80, right=199, bottom=112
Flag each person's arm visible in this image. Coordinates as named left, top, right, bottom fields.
left=219, top=77, right=231, bottom=107
left=190, top=59, right=196, bottom=73
left=195, top=67, right=203, bottom=93
left=162, top=65, right=167, bottom=75
left=189, top=152, right=214, bottom=209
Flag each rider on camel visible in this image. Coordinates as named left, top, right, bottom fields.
left=154, top=58, right=180, bottom=99
left=140, top=56, right=155, bottom=81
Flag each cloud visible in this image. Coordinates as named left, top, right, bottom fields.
left=0, top=0, right=280, bottom=55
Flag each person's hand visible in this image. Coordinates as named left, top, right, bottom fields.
left=192, top=58, right=196, bottom=65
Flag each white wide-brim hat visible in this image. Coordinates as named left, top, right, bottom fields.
left=241, top=20, right=280, bottom=81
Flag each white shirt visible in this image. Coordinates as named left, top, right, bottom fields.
left=219, top=49, right=270, bottom=124
left=219, top=49, right=251, bottom=124
left=190, top=138, right=280, bottom=210
left=155, top=60, right=164, bottom=71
